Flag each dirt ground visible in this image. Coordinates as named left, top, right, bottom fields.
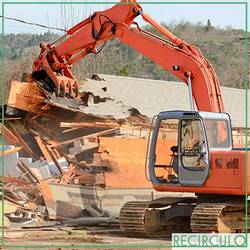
left=2, top=227, right=172, bottom=249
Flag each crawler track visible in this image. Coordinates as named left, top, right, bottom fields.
left=191, top=201, right=249, bottom=233
left=119, top=197, right=195, bottom=237
left=119, top=197, right=249, bottom=236
left=119, top=201, right=154, bottom=237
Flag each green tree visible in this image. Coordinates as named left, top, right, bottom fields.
left=205, top=19, right=213, bottom=33
left=119, top=65, right=129, bottom=76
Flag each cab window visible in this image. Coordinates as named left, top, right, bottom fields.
left=180, top=119, right=207, bottom=170
left=204, top=119, right=231, bottom=149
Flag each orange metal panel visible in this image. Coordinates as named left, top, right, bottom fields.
left=154, top=150, right=249, bottom=196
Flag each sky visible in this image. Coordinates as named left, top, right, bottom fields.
left=2, top=1, right=246, bottom=34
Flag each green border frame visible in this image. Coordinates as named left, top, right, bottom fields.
left=1, top=0, right=249, bottom=248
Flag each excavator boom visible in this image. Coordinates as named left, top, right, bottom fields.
left=32, top=0, right=224, bottom=112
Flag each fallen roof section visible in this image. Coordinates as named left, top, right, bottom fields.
left=82, top=74, right=249, bottom=128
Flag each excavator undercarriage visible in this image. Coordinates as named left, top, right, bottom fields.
left=119, top=196, right=249, bottom=237
left=119, top=197, right=195, bottom=237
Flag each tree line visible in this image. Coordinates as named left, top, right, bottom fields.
left=0, top=21, right=247, bottom=97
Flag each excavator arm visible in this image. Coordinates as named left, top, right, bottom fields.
left=32, top=0, right=224, bottom=113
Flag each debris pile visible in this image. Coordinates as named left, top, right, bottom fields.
left=1, top=75, right=156, bottom=232
left=1, top=176, right=43, bottom=227
left=1, top=74, right=248, bottom=236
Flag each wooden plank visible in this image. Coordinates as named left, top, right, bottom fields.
left=6, top=122, right=34, bottom=157
left=17, top=160, right=40, bottom=183
left=0, top=192, right=25, bottom=207
left=7, top=81, right=48, bottom=114
left=39, top=180, right=57, bottom=220
left=51, top=128, right=120, bottom=148
left=0, top=123, right=19, bottom=145
left=0, top=146, right=23, bottom=157
left=60, top=121, right=119, bottom=129
left=34, top=136, right=53, bottom=162
left=48, top=148, right=64, bottom=174
left=34, top=136, right=64, bottom=174
left=0, top=176, right=29, bottom=186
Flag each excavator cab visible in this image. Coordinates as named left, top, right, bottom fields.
left=148, top=111, right=232, bottom=187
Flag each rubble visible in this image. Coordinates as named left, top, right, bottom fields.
left=1, top=74, right=159, bottom=235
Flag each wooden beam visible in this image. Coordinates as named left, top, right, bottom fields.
left=60, top=121, right=119, bottom=129
left=0, top=146, right=23, bottom=157
left=34, top=136, right=53, bottom=163
left=51, top=128, right=120, bottom=148
left=6, top=122, right=34, bottom=157
left=34, top=136, right=64, bottom=174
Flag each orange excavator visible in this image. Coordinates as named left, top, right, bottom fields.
left=32, top=0, right=249, bottom=235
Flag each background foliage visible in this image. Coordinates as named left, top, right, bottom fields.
left=1, top=21, right=247, bottom=94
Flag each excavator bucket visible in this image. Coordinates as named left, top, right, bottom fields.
left=56, top=78, right=79, bottom=98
